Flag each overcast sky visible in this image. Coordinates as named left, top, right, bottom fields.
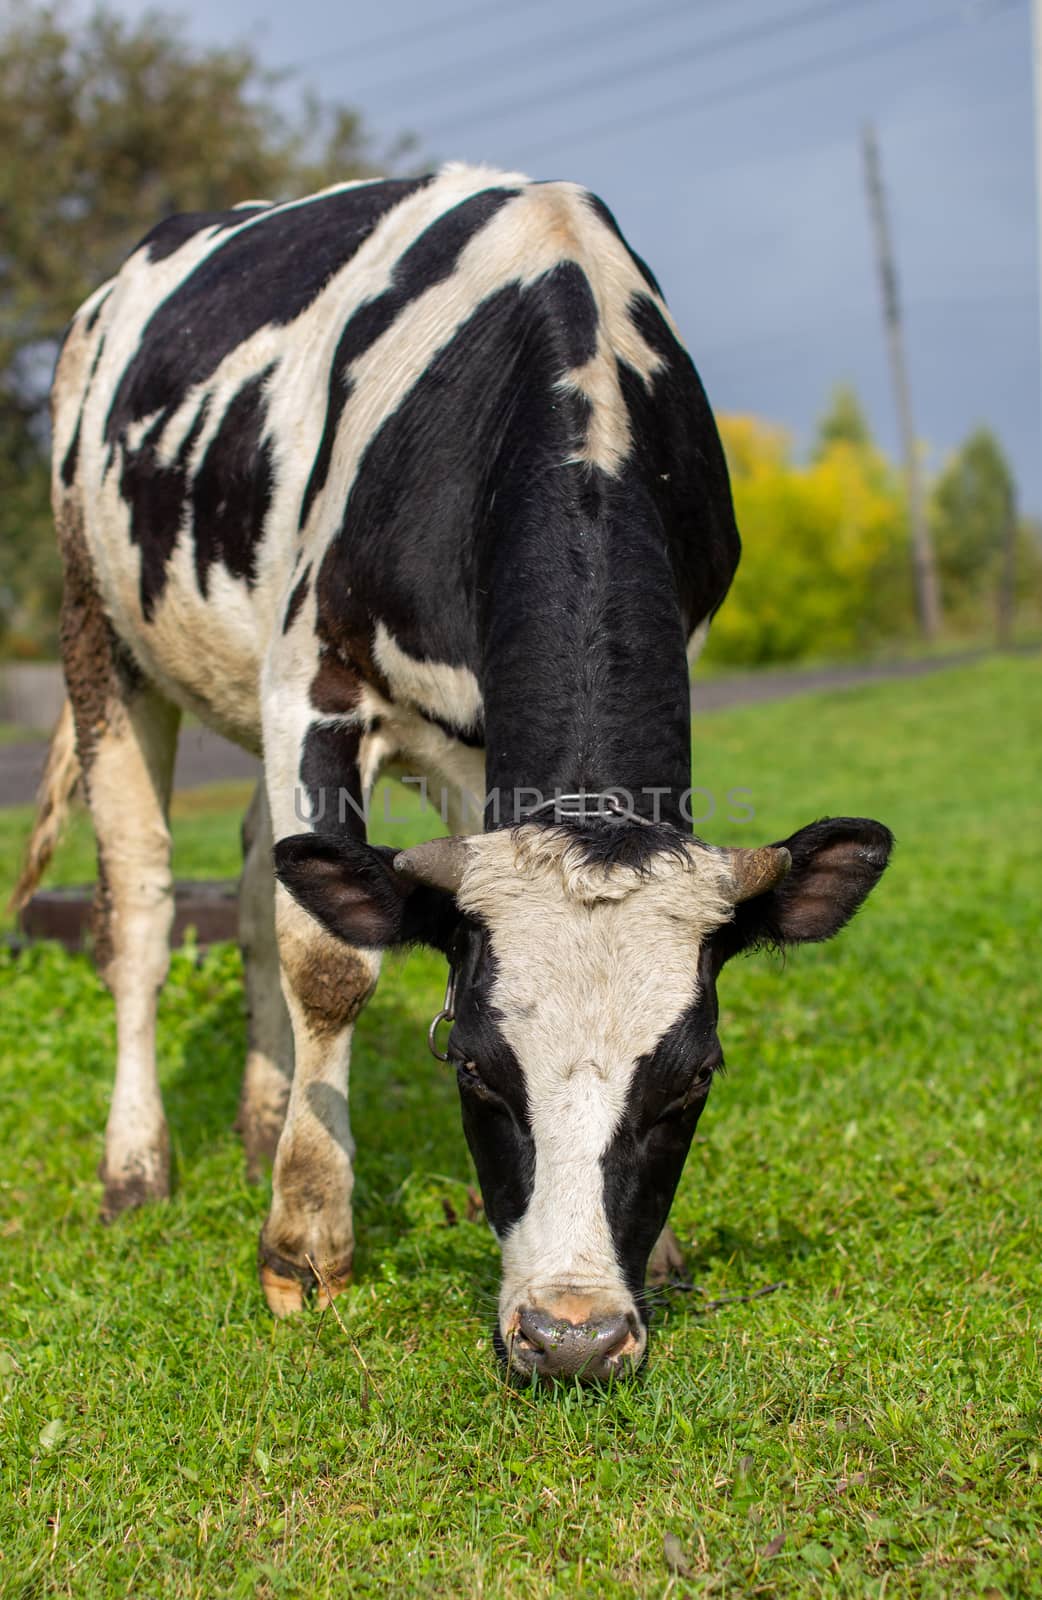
left=112, top=0, right=1039, bottom=512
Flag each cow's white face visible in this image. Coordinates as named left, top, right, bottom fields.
left=275, top=813, right=892, bottom=1382
left=450, top=828, right=735, bottom=1377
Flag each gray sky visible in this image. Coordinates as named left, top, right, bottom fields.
left=115, top=0, right=1040, bottom=512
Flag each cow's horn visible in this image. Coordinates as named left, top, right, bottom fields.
left=726, top=845, right=792, bottom=903
left=393, top=837, right=471, bottom=895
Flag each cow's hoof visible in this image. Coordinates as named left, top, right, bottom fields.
left=316, top=1270, right=351, bottom=1311
left=98, top=1144, right=170, bottom=1222
left=258, top=1242, right=352, bottom=1317
left=260, top=1263, right=307, bottom=1317
left=647, top=1224, right=687, bottom=1287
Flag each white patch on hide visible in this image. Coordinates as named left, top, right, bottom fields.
left=372, top=622, right=483, bottom=734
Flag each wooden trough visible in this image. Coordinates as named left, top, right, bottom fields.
left=18, top=881, right=239, bottom=953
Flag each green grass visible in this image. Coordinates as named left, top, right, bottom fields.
left=1, top=656, right=1040, bottom=1597
left=1, top=780, right=256, bottom=905
left=0, top=722, right=47, bottom=747
left=0, top=777, right=457, bottom=911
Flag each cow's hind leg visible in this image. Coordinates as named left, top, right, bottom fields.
left=237, top=782, right=294, bottom=1180
left=59, top=510, right=180, bottom=1218
left=87, top=689, right=180, bottom=1217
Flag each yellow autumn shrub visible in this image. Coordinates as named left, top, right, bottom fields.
left=705, top=414, right=912, bottom=666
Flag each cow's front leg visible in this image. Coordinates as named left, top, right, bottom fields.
left=258, top=888, right=379, bottom=1316
left=647, top=1224, right=687, bottom=1287
left=237, top=783, right=294, bottom=1180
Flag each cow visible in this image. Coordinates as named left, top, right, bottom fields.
left=15, top=163, right=892, bottom=1382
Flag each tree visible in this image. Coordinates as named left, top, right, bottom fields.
left=0, top=1, right=379, bottom=654
left=705, top=410, right=912, bottom=666
left=930, top=428, right=1015, bottom=620
left=812, top=383, right=873, bottom=458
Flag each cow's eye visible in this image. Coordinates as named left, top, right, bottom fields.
left=455, top=1059, right=503, bottom=1105
left=653, top=1061, right=718, bottom=1125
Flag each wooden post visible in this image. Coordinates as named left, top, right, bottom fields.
left=996, top=483, right=1018, bottom=648
left=862, top=122, right=943, bottom=642
left=1033, top=0, right=1042, bottom=490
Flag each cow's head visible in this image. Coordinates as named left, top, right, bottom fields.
left=275, top=815, right=891, bottom=1381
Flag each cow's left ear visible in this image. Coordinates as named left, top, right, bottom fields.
left=722, top=817, right=893, bottom=957
left=274, top=834, right=459, bottom=952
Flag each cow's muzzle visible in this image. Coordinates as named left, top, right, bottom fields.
left=506, top=1304, right=645, bottom=1382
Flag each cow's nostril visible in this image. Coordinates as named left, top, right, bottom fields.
left=515, top=1306, right=557, bottom=1355
left=514, top=1306, right=640, bottom=1380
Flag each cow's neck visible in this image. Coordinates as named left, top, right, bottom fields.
left=479, top=519, right=693, bottom=830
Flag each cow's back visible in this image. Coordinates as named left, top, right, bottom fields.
left=52, top=165, right=737, bottom=752
left=52, top=176, right=441, bottom=743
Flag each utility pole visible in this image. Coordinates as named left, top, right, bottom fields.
left=1033, top=0, right=1042, bottom=469
left=862, top=123, right=943, bottom=641
left=996, top=479, right=1018, bottom=648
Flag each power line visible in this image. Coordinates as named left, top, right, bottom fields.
left=290, top=0, right=560, bottom=74
left=355, top=0, right=735, bottom=108
left=422, top=0, right=885, bottom=141
left=515, top=0, right=1023, bottom=161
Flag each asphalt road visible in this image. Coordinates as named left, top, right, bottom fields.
left=0, top=721, right=261, bottom=809
left=0, top=647, right=1011, bottom=809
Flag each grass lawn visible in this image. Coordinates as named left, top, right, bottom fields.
left=0, top=723, right=47, bottom=747
left=1, top=656, right=1040, bottom=1597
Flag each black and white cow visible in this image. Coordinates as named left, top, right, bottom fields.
left=24, top=163, right=892, bottom=1381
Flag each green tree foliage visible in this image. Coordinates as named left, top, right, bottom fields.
left=927, top=428, right=1042, bottom=637
left=930, top=427, right=1024, bottom=623
left=0, top=1, right=376, bottom=655
left=704, top=400, right=1036, bottom=667
left=0, top=414, right=54, bottom=658
left=811, top=382, right=873, bottom=457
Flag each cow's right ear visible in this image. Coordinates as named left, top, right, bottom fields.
left=273, top=834, right=459, bottom=951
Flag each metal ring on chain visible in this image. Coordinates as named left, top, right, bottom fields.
left=428, top=1008, right=454, bottom=1062
left=427, top=966, right=458, bottom=1062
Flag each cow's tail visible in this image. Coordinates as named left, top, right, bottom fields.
left=8, top=699, right=80, bottom=913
